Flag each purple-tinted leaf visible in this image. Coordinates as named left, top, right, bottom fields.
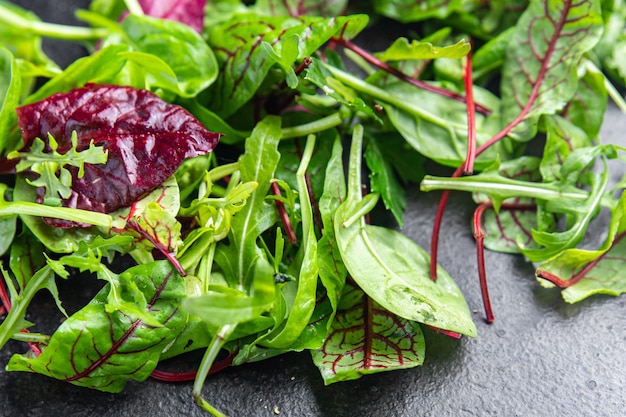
left=255, top=0, right=348, bottom=17
left=6, top=261, right=186, bottom=392
left=138, top=0, right=206, bottom=33
left=205, top=13, right=367, bottom=117
left=15, top=84, right=220, bottom=224
left=114, top=177, right=183, bottom=273
left=500, top=0, right=603, bottom=139
left=311, top=282, right=425, bottom=384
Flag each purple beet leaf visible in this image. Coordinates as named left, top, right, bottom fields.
left=138, top=0, right=206, bottom=33
left=15, top=84, right=221, bottom=227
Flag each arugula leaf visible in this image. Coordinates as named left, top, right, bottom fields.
left=262, top=135, right=319, bottom=349
left=0, top=46, right=21, bottom=156
left=213, top=116, right=280, bottom=291
left=365, top=133, right=407, bottom=227
left=10, top=132, right=108, bottom=206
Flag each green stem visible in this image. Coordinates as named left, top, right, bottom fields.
left=11, top=332, right=50, bottom=344
left=0, top=201, right=112, bottom=227
left=192, top=324, right=237, bottom=417
left=0, top=266, right=54, bottom=350
left=584, top=60, right=626, bottom=114
left=323, top=64, right=465, bottom=130
left=124, top=0, right=145, bottom=15
left=296, top=134, right=315, bottom=242
left=0, top=5, right=108, bottom=40
left=604, top=72, right=626, bottom=114
left=281, top=112, right=343, bottom=139
left=420, top=175, right=590, bottom=202
left=200, top=244, right=216, bottom=294
left=347, top=124, right=364, bottom=203
left=179, top=230, right=217, bottom=273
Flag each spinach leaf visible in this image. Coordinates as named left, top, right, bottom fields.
left=335, top=125, right=476, bottom=337
left=117, top=14, right=218, bottom=97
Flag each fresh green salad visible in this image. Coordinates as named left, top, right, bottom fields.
left=1, top=0, right=625, bottom=415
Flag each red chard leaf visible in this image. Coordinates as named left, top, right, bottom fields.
left=15, top=84, right=220, bottom=225
left=138, top=0, right=206, bottom=33
left=311, top=282, right=425, bottom=385
left=206, top=13, right=367, bottom=117
left=500, top=0, right=603, bottom=139
left=6, top=261, right=187, bottom=392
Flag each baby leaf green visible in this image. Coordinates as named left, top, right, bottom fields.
left=8, top=261, right=186, bottom=392
left=335, top=125, right=476, bottom=337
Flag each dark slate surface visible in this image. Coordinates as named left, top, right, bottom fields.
left=2, top=1, right=626, bottom=416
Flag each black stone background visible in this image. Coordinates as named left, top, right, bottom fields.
left=1, top=1, right=626, bottom=416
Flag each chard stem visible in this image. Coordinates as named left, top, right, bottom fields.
left=537, top=230, right=626, bottom=288
left=271, top=181, right=297, bottom=245
left=473, top=203, right=495, bottom=323
left=331, top=37, right=491, bottom=114
left=463, top=50, right=477, bottom=175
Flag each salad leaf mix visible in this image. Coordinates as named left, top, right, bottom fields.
left=1, top=0, right=626, bottom=415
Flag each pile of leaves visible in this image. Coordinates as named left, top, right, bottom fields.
left=0, top=0, right=625, bottom=415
